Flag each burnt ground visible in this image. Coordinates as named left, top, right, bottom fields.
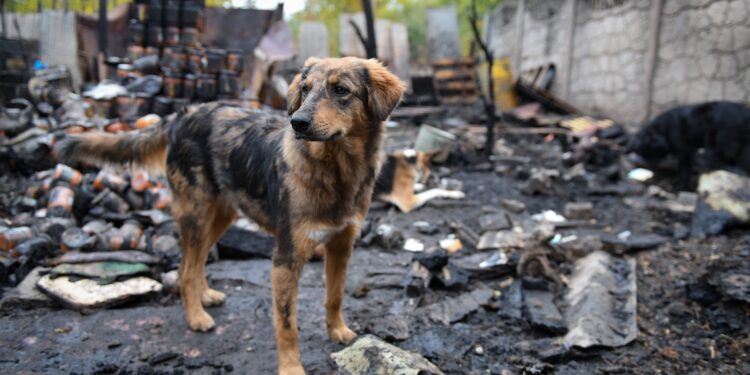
left=1, top=125, right=750, bottom=374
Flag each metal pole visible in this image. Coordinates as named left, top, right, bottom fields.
left=98, top=0, right=108, bottom=58
left=1, top=0, right=6, bottom=39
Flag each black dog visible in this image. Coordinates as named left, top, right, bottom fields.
left=628, top=101, right=750, bottom=189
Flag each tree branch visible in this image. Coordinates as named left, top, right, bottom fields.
left=349, top=19, right=369, bottom=54
left=469, top=0, right=492, bottom=61
left=469, top=0, right=499, bottom=159
left=361, top=0, right=377, bottom=58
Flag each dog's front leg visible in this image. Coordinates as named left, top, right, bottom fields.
left=324, top=224, right=358, bottom=344
left=272, top=229, right=309, bottom=375
left=675, top=152, right=695, bottom=190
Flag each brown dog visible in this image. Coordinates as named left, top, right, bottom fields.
left=374, top=149, right=465, bottom=213
left=56, top=57, right=405, bottom=374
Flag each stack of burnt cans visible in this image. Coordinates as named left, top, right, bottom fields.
left=127, top=0, right=203, bottom=67
left=125, top=1, right=242, bottom=117
left=0, top=159, right=176, bottom=286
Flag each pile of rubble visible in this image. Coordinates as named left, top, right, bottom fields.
left=0, top=111, right=277, bottom=313
left=331, top=106, right=750, bottom=373
left=1, top=92, right=750, bottom=373
left=0, top=158, right=172, bottom=309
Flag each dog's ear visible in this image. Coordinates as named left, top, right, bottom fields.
left=287, top=57, right=321, bottom=115
left=363, top=59, right=405, bottom=122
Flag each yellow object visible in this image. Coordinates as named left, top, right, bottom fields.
left=477, top=57, right=517, bottom=111
left=560, top=116, right=614, bottom=132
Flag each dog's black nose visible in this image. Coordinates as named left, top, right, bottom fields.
left=290, top=115, right=311, bottom=133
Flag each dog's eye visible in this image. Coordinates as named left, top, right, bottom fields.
left=301, top=85, right=310, bottom=93
left=332, top=85, right=348, bottom=95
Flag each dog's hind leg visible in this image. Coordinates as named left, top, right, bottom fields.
left=173, top=190, right=235, bottom=332
left=324, top=224, right=358, bottom=344
left=199, top=203, right=236, bottom=307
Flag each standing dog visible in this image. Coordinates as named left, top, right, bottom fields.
left=628, top=101, right=750, bottom=189
left=56, top=57, right=405, bottom=374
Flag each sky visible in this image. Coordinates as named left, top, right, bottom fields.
left=230, top=0, right=307, bottom=19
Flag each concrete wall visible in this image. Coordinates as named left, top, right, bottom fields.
left=337, top=14, right=411, bottom=88
left=569, top=0, right=652, bottom=123
left=425, top=6, right=461, bottom=60
left=488, top=0, right=750, bottom=129
left=519, top=0, right=573, bottom=95
left=296, top=21, right=330, bottom=65
left=652, top=0, right=750, bottom=116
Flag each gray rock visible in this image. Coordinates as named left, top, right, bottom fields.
left=501, top=199, right=526, bottom=213
left=692, top=170, right=750, bottom=237
left=497, top=279, right=523, bottom=320
left=418, top=288, right=492, bottom=325
left=369, top=315, right=412, bottom=341
left=331, top=334, right=444, bottom=375
left=0, top=267, right=54, bottom=310
left=523, top=289, right=566, bottom=334
left=600, top=232, right=669, bottom=253
left=479, top=212, right=512, bottom=232
left=719, top=273, right=750, bottom=303
left=520, top=168, right=559, bottom=196
left=564, top=202, right=593, bottom=220
left=36, top=274, right=162, bottom=311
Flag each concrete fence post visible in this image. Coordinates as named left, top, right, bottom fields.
left=513, top=0, right=526, bottom=78
left=562, top=0, right=577, bottom=100
left=644, top=0, right=664, bottom=122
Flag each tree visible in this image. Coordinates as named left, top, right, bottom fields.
left=469, top=0, right=502, bottom=158
left=349, top=0, right=377, bottom=59
left=289, top=0, right=503, bottom=62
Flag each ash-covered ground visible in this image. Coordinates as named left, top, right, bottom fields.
left=1, top=116, right=749, bottom=375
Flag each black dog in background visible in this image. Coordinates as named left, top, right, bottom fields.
left=628, top=101, right=750, bottom=189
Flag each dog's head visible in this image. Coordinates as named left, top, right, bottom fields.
left=287, top=57, right=405, bottom=141
left=627, top=126, right=669, bottom=165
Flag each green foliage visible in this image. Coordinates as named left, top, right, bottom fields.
left=3, top=0, right=243, bottom=14
left=205, top=0, right=254, bottom=8
left=290, top=0, right=502, bottom=62
left=4, top=0, right=132, bottom=14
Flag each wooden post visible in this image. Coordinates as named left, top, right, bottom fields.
left=98, top=0, right=108, bottom=57
left=98, top=0, right=108, bottom=82
left=1, top=0, right=6, bottom=38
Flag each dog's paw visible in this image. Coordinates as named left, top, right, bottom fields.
left=187, top=310, right=216, bottom=332
left=201, top=288, right=226, bottom=307
left=278, top=365, right=306, bottom=375
left=328, top=324, right=357, bottom=344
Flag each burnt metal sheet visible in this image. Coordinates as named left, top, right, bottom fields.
left=564, top=251, right=637, bottom=349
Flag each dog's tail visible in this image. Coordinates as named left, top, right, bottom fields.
left=55, top=116, right=172, bottom=172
